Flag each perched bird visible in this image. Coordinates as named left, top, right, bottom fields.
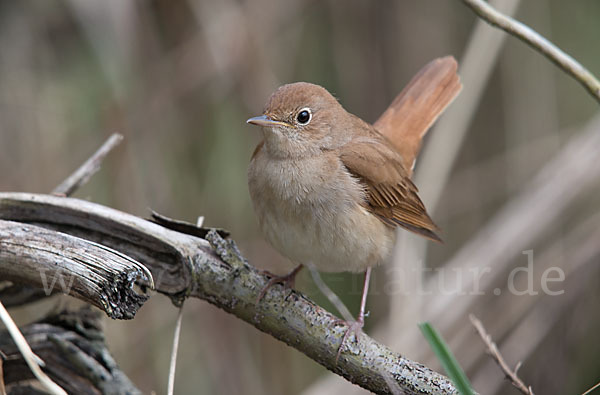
left=246, top=57, right=461, bottom=356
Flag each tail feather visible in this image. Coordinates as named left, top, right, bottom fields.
left=374, top=56, right=462, bottom=176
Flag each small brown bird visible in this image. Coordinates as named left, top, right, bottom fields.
left=247, top=57, right=461, bottom=356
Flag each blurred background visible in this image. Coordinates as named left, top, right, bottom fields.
left=2, top=0, right=599, bottom=394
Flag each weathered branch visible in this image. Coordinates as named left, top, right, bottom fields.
left=0, top=193, right=458, bottom=395
left=461, top=0, right=600, bottom=103
left=1, top=133, right=126, bottom=310
left=1, top=308, right=141, bottom=394
left=0, top=221, right=151, bottom=320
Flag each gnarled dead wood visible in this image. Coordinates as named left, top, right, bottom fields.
left=0, top=308, right=142, bottom=394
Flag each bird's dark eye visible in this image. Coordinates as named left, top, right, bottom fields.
left=296, top=108, right=311, bottom=124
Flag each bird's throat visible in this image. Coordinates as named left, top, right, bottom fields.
left=262, top=129, right=322, bottom=160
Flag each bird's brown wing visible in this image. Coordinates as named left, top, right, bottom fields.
left=339, top=137, right=442, bottom=242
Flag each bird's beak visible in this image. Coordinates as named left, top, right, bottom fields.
left=246, top=115, right=289, bottom=128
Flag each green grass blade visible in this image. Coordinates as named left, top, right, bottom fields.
left=419, top=322, right=475, bottom=395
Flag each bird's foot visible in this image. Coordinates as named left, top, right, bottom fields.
left=256, top=264, right=303, bottom=303
left=334, top=318, right=365, bottom=364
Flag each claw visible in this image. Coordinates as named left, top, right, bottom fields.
left=335, top=319, right=364, bottom=364
left=256, top=264, right=303, bottom=304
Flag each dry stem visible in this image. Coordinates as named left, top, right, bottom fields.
left=469, top=314, right=533, bottom=395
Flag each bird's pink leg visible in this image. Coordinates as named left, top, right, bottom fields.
left=336, top=267, right=372, bottom=363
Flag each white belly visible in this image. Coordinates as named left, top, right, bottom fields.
left=248, top=151, right=394, bottom=273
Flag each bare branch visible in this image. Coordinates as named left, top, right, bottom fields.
left=52, top=133, right=124, bottom=196
left=469, top=315, right=533, bottom=395
left=461, top=0, right=600, bottom=103
left=0, top=193, right=458, bottom=395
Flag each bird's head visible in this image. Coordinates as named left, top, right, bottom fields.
left=247, top=82, right=352, bottom=158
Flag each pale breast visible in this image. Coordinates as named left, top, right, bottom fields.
left=248, top=149, right=395, bottom=273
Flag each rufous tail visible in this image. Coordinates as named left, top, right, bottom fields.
left=374, top=56, right=462, bottom=177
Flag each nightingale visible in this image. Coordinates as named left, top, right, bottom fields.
left=247, top=57, right=461, bottom=357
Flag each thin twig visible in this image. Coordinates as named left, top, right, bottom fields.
left=0, top=301, right=67, bottom=395
left=469, top=314, right=533, bottom=395
left=306, top=264, right=355, bottom=323
left=582, top=381, right=600, bottom=395
left=461, top=0, right=600, bottom=103
left=167, top=306, right=184, bottom=395
left=52, top=133, right=124, bottom=196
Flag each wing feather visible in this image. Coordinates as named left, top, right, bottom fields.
left=339, top=135, right=442, bottom=242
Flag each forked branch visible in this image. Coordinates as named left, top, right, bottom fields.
left=470, top=315, right=533, bottom=395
